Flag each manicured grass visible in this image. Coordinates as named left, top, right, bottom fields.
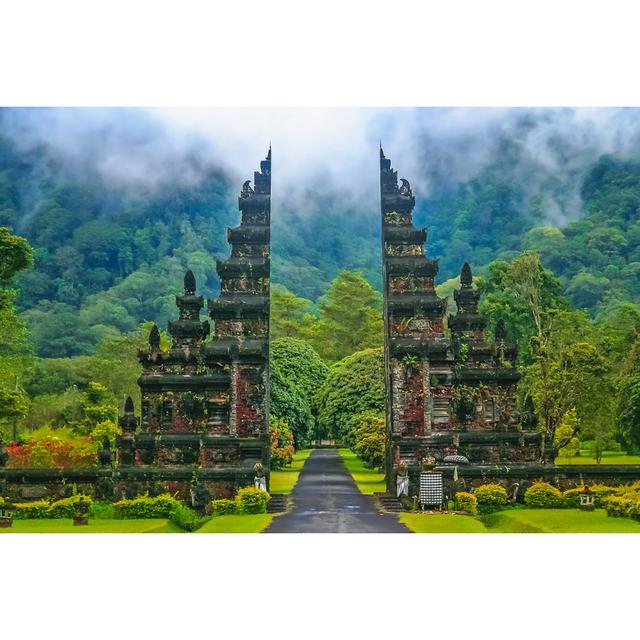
left=555, top=453, right=640, bottom=465
left=0, top=519, right=181, bottom=533
left=401, top=508, right=640, bottom=533
left=482, top=509, right=640, bottom=533
left=400, top=513, right=488, bottom=533
left=269, top=448, right=312, bottom=494
left=338, top=448, right=386, bottom=494
left=196, top=514, right=273, bottom=533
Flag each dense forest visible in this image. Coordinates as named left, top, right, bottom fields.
left=1, top=109, right=640, bottom=466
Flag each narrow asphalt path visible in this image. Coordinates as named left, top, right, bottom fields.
left=265, top=449, right=411, bottom=533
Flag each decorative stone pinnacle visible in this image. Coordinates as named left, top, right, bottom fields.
left=124, top=396, right=134, bottom=414
left=460, top=262, right=473, bottom=286
left=149, top=324, right=161, bottom=350
left=184, top=269, right=196, bottom=295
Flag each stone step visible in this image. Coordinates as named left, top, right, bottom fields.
left=267, top=495, right=289, bottom=513
left=374, top=493, right=404, bottom=513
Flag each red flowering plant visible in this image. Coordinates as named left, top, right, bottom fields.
left=6, top=426, right=98, bottom=469
left=269, top=416, right=294, bottom=469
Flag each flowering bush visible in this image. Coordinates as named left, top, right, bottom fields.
left=269, top=417, right=294, bottom=469
left=235, top=487, right=271, bottom=514
left=113, top=493, right=181, bottom=519
left=211, top=498, right=237, bottom=516
left=524, top=482, right=563, bottom=508
left=6, top=426, right=98, bottom=469
left=455, top=491, right=478, bottom=516
left=473, top=483, right=508, bottom=513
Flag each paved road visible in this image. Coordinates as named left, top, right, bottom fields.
left=265, top=449, right=410, bottom=533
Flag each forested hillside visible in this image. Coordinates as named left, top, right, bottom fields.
left=1, top=111, right=640, bottom=360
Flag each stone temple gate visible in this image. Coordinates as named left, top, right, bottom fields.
left=116, top=149, right=272, bottom=503
left=3, top=146, right=640, bottom=505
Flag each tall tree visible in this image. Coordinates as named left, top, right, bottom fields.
left=617, top=334, right=640, bottom=452
left=0, top=227, right=34, bottom=438
left=310, top=271, right=383, bottom=363
left=270, top=284, right=316, bottom=340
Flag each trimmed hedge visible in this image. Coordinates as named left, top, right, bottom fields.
left=524, top=482, right=563, bottom=508
left=112, top=494, right=181, bottom=519
left=236, top=487, right=271, bottom=514
left=455, top=491, right=478, bottom=516
left=474, top=483, right=508, bottom=513
left=211, top=498, right=237, bottom=516
left=11, top=500, right=51, bottom=519
left=11, top=495, right=94, bottom=519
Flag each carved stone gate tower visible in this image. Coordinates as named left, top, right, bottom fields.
left=116, top=150, right=271, bottom=503
left=380, top=148, right=541, bottom=495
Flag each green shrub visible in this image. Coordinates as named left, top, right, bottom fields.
left=12, top=500, right=50, bottom=519
left=604, top=496, right=635, bottom=518
left=170, top=504, right=209, bottom=532
left=48, top=495, right=93, bottom=518
left=561, top=487, right=584, bottom=508
left=589, top=484, right=628, bottom=508
left=89, top=501, right=116, bottom=519
left=235, top=487, right=271, bottom=514
left=113, top=493, right=181, bottom=519
left=474, top=483, right=508, bottom=513
left=455, top=491, right=478, bottom=516
left=211, top=498, right=237, bottom=516
left=352, top=411, right=386, bottom=468
left=524, top=482, right=563, bottom=508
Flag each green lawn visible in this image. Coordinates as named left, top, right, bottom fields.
left=0, top=519, right=181, bottom=533
left=401, top=508, right=640, bottom=533
left=269, top=448, right=312, bottom=494
left=338, top=448, right=386, bottom=494
left=196, top=514, right=273, bottom=533
left=401, top=513, right=488, bottom=533
left=555, top=452, right=640, bottom=465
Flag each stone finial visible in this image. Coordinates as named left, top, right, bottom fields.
left=495, top=318, right=506, bottom=341
left=149, top=324, right=161, bottom=350
left=184, top=269, right=196, bottom=295
left=240, top=180, right=254, bottom=198
left=124, top=396, right=134, bottom=415
left=460, top=262, right=473, bottom=286
left=399, top=178, right=412, bottom=197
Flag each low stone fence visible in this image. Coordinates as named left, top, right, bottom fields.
left=0, top=465, right=257, bottom=503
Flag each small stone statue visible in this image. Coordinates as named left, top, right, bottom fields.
left=421, top=455, right=437, bottom=472
left=240, top=180, right=254, bottom=198
left=396, top=462, right=409, bottom=497
left=0, top=498, right=14, bottom=528
left=253, top=462, right=267, bottom=491
left=399, top=178, right=413, bottom=197
left=73, top=497, right=90, bottom=526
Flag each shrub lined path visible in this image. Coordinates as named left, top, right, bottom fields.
left=265, top=449, right=410, bottom=533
